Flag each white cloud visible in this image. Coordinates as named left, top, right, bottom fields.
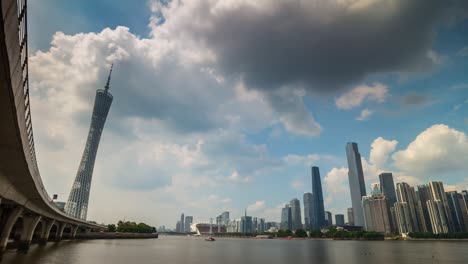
left=356, top=108, right=373, bottom=121
left=283, top=154, right=320, bottom=167
left=457, top=46, right=468, bottom=56
left=392, top=124, right=468, bottom=178
left=369, top=137, right=398, bottom=169
left=323, top=167, right=350, bottom=207
left=335, top=83, right=388, bottom=110
left=247, top=201, right=266, bottom=212
left=290, top=180, right=304, bottom=191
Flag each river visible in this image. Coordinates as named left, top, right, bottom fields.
left=2, top=236, right=467, bottom=264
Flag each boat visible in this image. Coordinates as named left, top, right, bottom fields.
left=205, top=218, right=216, bottom=242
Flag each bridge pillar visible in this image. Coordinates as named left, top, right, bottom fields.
left=71, top=225, right=78, bottom=239
left=55, top=223, right=67, bottom=241
left=0, top=207, right=23, bottom=258
left=17, top=215, right=41, bottom=253
left=39, top=219, right=55, bottom=245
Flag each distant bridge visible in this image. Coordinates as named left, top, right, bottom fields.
left=0, top=0, right=105, bottom=257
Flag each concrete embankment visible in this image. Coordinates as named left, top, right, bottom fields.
left=75, top=232, right=159, bottom=239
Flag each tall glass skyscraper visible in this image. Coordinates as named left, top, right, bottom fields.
left=303, top=192, right=313, bottom=230
left=311, top=166, right=325, bottom=230
left=346, top=142, right=367, bottom=227
left=65, top=65, right=114, bottom=219
left=290, top=198, right=302, bottom=231
left=379, top=172, right=397, bottom=206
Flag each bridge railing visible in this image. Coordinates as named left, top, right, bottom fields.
left=16, top=0, right=53, bottom=204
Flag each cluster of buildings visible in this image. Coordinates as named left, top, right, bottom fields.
left=278, top=142, right=468, bottom=236
left=174, top=211, right=278, bottom=234
left=173, top=142, right=468, bottom=236
left=175, top=213, right=193, bottom=233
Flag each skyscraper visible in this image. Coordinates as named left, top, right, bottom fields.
left=180, top=213, right=185, bottom=232
left=290, top=198, right=302, bottom=231
left=303, top=192, right=313, bottom=230
left=325, top=211, right=333, bottom=227
left=221, top=211, right=230, bottom=225
left=184, top=216, right=193, bottom=233
left=65, top=65, right=114, bottom=220
left=311, top=166, right=325, bottom=230
left=346, top=142, right=366, bottom=227
left=347, top=208, right=354, bottom=226
left=335, top=214, right=345, bottom=226
left=427, top=200, right=449, bottom=234
left=379, top=173, right=397, bottom=206
left=281, top=204, right=292, bottom=230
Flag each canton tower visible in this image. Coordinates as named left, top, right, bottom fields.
left=65, top=65, right=114, bottom=219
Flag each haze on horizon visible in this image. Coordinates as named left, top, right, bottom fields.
left=28, top=0, right=468, bottom=228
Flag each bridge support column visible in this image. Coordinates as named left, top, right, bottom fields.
left=71, top=226, right=78, bottom=239
left=17, top=215, right=41, bottom=253
left=55, top=223, right=66, bottom=241
left=0, top=207, right=23, bottom=259
left=39, top=219, right=55, bottom=245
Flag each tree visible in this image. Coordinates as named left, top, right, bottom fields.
left=107, top=224, right=116, bottom=232
left=295, top=229, right=307, bottom=238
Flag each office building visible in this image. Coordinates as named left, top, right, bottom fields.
left=281, top=204, right=292, bottom=230
left=346, top=142, right=367, bottom=227
left=379, top=173, right=397, bottom=207
left=311, top=166, right=326, bottom=230
left=335, top=214, right=345, bottom=226
left=180, top=213, right=185, bottom=233
left=258, top=218, right=266, bottom=233
left=290, top=198, right=302, bottom=231
left=303, top=192, right=313, bottom=230
left=185, top=216, right=193, bottom=233
left=347, top=208, right=354, bottom=226
left=325, top=211, right=332, bottom=227
left=371, top=183, right=381, bottom=196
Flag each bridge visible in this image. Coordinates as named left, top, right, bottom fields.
left=0, top=0, right=105, bottom=257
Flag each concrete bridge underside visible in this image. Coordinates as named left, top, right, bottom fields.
left=0, top=0, right=104, bottom=258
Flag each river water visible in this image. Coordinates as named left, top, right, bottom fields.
left=2, top=236, right=467, bottom=264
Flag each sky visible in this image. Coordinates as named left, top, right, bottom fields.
left=28, top=0, right=468, bottom=228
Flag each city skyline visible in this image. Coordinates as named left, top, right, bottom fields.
left=26, top=0, right=468, bottom=227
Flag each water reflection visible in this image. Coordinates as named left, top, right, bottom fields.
left=2, top=237, right=468, bottom=264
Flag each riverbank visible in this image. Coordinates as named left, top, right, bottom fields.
left=75, top=232, right=159, bottom=239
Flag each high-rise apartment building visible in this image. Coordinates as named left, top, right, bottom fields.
left=346, top=143, right=367, bottom=227
left=427, top=200, right=449, bottom=234
left=416, top=184, right=433, bottom=233
left=446, top=191, right=467, bottom=232
left=290, top=199, right=302, bottom=231
left=362, top=195, right=393, bottom=233
left=65, top=66, right=114, bottom=219
left=311, top=166, right=326, bottom=230
left=429, top=181, right=455, bottom=232
left=396, top=182, right=423, bottom=232
left=303, top=192, right=313, bottom=230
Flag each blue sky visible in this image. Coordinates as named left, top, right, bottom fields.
left=28, top=0, right=468, bottom=227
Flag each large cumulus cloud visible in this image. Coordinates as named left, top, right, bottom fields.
left=154, top=0, right=468, bottom=92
